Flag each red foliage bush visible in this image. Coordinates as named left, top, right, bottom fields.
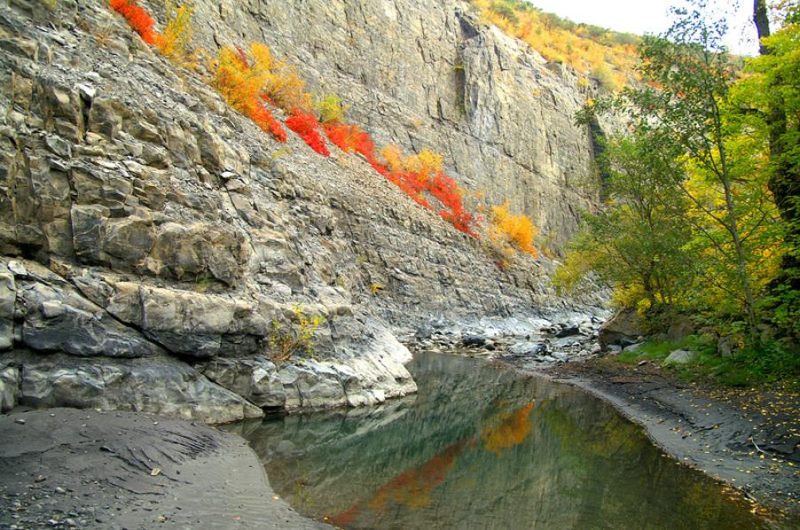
left=373, top=146, right=478, bottom=236
left=108, top=0, right=481, bottom=240
left=251, top=103, right=288, bottom=143
left=324, top=123, right=389, bottom=171
left=109, top=0, right=161, bottom=45
left=286, top=111, right=330, bottom=156
left=430, top=172, right=477, bottom=237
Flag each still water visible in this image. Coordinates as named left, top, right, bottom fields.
left=230, top=353, right=781, bottom=529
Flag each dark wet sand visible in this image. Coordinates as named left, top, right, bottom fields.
left=0, top=408, right=330, bottom=529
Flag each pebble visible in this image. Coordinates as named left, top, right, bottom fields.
left=15, top=418, right=26, bottom=425
left=55, top=487, right=66, bottom=494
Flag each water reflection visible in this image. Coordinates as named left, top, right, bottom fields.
left=229, top=354, right=781, bottom=529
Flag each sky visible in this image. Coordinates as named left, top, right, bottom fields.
left=526, top=0, right=760, bottom=55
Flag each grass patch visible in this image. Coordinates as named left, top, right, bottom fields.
left=615, top=336, right=714, bottom=365
left=610, top=335, right=799, bottom=388
left=679, top=341, right=800, bottom=388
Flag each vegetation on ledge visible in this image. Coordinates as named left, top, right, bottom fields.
left=469, top=0, right=640, bottom=90
left=109, top=0, right=541, bottom=265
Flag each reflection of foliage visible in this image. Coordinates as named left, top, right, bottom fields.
left=541, top=402, right=641, bottom=459
left=369, top=440, right=466, bottom=509
left=244, top=354, right=773, bottom=530
left=480, top=403, right=535, bottom=454
left=329, top=440, right=469, bottom=527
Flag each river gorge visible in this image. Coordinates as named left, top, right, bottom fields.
left=226, top=353, right=785, bottom=529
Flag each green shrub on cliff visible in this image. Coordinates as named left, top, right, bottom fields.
left=269, top=306, right=326, bottom=363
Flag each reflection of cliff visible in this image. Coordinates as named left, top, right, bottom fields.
left=238, top=354, right=769, bottom=530
left=327, top=399, right=538, bottom=526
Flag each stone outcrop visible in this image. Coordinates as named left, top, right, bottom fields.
left=0, top=0, right=605, bottom=422
left=5, top=350, right=262, bottom=424
left=599, top=309, right=644, bottom=350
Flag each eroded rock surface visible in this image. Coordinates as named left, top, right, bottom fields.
left=0, top=0, right=604, bottom=421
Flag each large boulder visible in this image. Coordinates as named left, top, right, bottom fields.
left=11, top=351, right=263, bottom=424
left=599, top=309, right=645, bottom=350
left=0, top=365, right=20, bottom=412
left=666, top=314, right=696, bottom=342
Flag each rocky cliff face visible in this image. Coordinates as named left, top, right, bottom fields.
left=0, top=0, right=605, bottom=423
left=199, top=0, right=601, bottom=247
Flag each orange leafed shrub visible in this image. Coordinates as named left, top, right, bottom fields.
left=377, top=146, right=477, bottom=236
left=109, top=0, right=160, bottom=45
left=489, top=202, right=538, bottom=258
left=286, top=110, right=330, bottom=156
left=245, top=43, right=312, bottom=113
left=212, top=46, right=287, bottom=142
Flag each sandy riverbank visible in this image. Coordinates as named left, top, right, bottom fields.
left=0, top=409, right=330, bottom=529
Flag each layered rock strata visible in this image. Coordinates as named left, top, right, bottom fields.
left=0, top=0, right=604, bottom=421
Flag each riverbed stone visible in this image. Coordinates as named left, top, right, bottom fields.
left=18, top=277, right=161, bottom=359
left=600, top=309, right=645, bottom=350
left=0, top=365, right=21, bottom=412
left=509, top=341, right=548, bottom=356
left=202, top=357, right=287, bottom=409
left=664, top=349, right=698, bottom=366
left=717, top=335, right=740, bottom=358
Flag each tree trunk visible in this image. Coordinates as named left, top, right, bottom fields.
left=754, top=0, right=800, bottom=331
left=753, top=0, right=771, bottom=51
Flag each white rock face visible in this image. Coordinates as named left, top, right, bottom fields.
left=0, top=366, right=20, bottom=412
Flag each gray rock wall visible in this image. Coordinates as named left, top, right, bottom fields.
left=0, top=0, right=602, bottom=422
left=193, top=0, right=602, bottom=248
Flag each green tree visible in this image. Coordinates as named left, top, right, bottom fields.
left=745, top=0, right=800, bottom=335
left=555, top=132, right=693, bottom=321
left=572, top=0, right=783, bottom=338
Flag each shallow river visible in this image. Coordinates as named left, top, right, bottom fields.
left=230, top=353, right=782, bottom=529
